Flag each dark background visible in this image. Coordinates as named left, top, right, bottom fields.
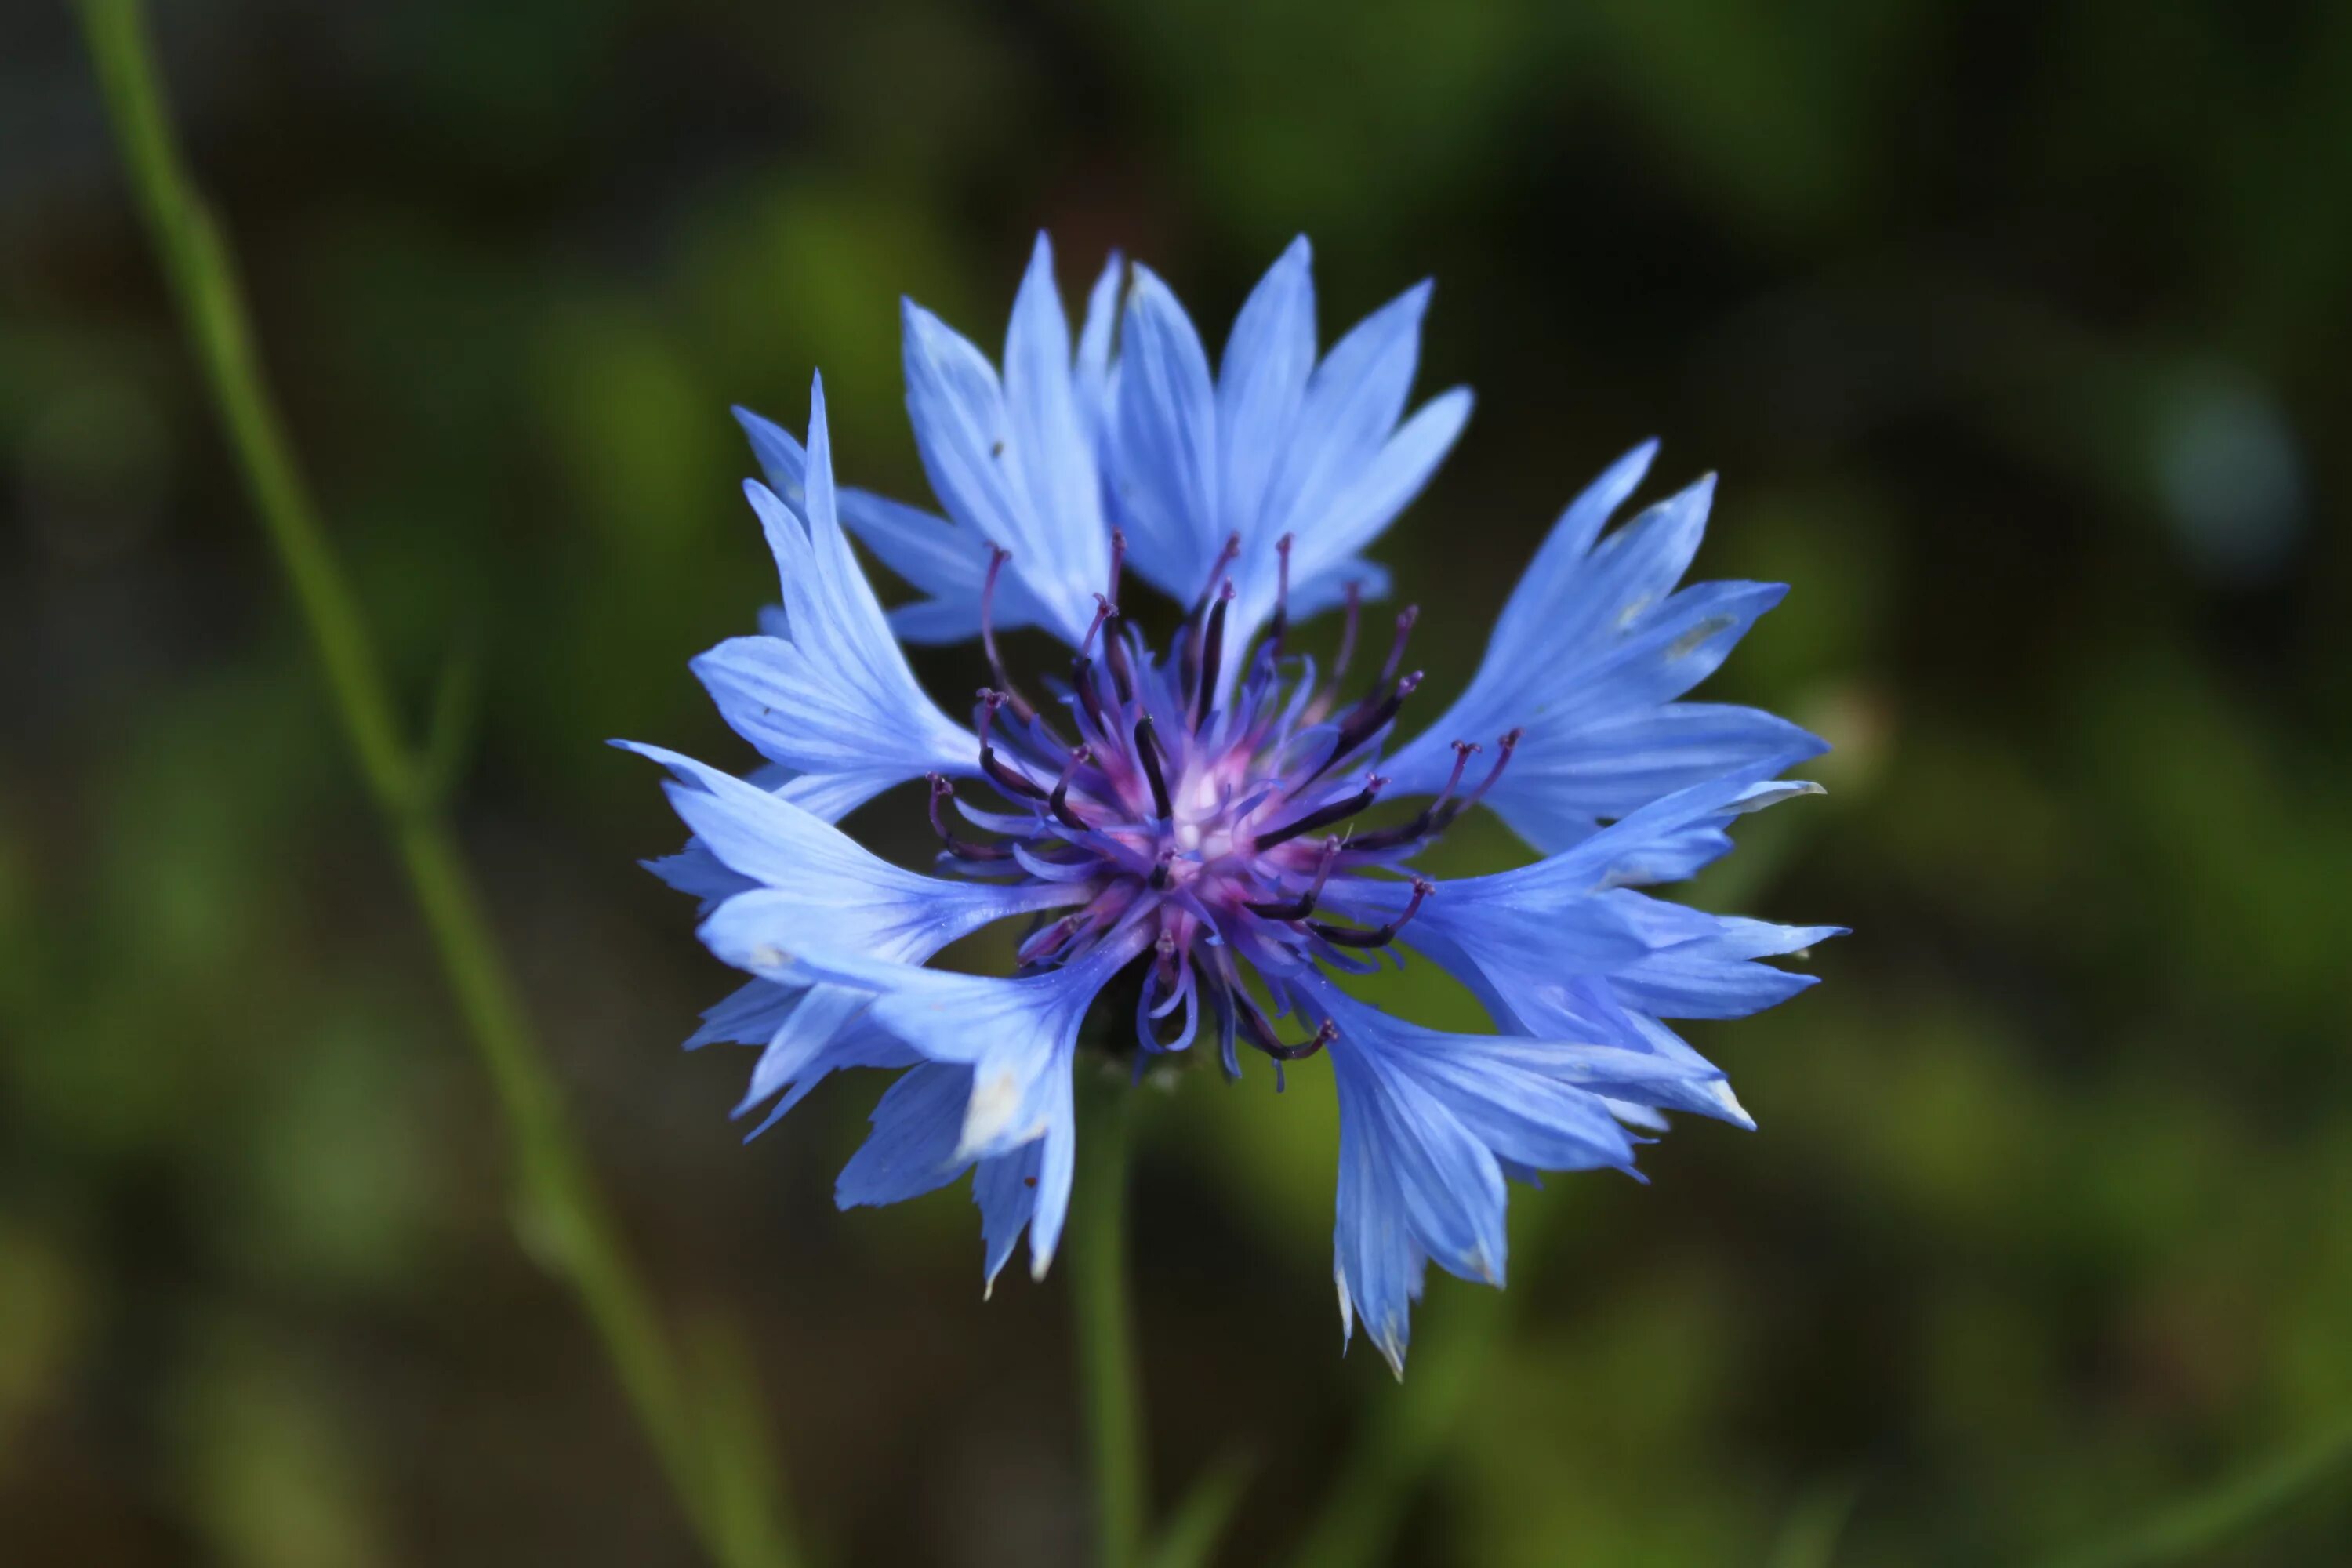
left=5, top=1, right=2350, bottom=1564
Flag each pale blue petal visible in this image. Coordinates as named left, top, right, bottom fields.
left=1001, top=233, right=1112, bottom=615
left=1279, top=387, right=1471, bottom=590
left=838, top=1062, right=972, bottom=1207
left=1257, top=281, right=1431, bottom=554
left=621, top=741, right=1082, bottom=963
left=1217, top=237, right=1316, bottom=550
left=643, top=840, right=755, bottom=911
left=1109, top=264, right=1222, bottom=603
left=693, top=383, right=975, bottom=798
left=684, top=978, right=796, bottom=1050
left=1074, top=251, right=1124, bottom=444
left=974, top=1137, right=1044, bottom=1289
left=901, top=296, right=1098, bottom=643
left=735, top=402, right=1051, bottom=645
left=1383, top=447, right=1823, bottom=850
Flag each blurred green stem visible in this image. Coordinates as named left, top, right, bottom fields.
left=1075, top=1068, right=1150, bottom=1568
left=73, top=5, right=791, bottom=1565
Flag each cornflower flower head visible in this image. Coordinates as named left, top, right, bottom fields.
left=624, top=235, right=1837, bottom=1373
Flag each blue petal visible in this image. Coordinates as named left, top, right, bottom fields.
left=1383, top=449, right=1824, bottom=852
left=621, top=742, right=1083, bottom=963
left=1109, top=263, right=1223, bottom=604
left=1606, top=892, right=1844, bottom=1020
left=1217, top=237, right=1317, bottom=551
left=693, top=381, right=977, bottom=800
left=837, top=1062, right=971, bottom=1207
left=1000, top=233, right=1112, bottom=617
left=1074, top=250, right=1124, bottom=445
left=735, top=403, right=1052, bottom=646
left=1279, top=387, right=1472, bottom=597
left=684, top=978, right=796, bottom=1050
left=902, top=291, right=1100, bottom=644
left=643, top=840, right=755, bottom=911
left=1312, top=979, right=1689, bottom=1374
left=784, top=932, right=1148, bottom=1282
left=833, top=1062, right=1058, bottom=1292
left=1256, top=280, right=1431, bottom=555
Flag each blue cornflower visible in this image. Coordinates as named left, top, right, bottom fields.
left=624, top=236, right=1835, bottom=1373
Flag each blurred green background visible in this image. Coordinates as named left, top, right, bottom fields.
left=5, top=0, right=2350, bottom=1563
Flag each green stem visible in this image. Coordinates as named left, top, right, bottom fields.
left=72, top=5, right=789, bottom=1565
left=1074, top=1067, right=1149, bottom=1568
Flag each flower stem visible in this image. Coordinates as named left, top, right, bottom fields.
left=71, top=5, right=792, bottom=1564
left=1074, top=1066, right=1149, bottom=1568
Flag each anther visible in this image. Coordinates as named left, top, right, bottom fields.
left=1048, top=747, right=1094, bottom=831
left=1071, top=655, right=1109, bottom=735
left=1377, top=606, right=1419, bottom=687
left=1080, top=594, right=1114, bottom=658
left=1345, top=742, right=1477, bottom=852
left=1133, top=714, right=1174, bottom=819
left=1306, top=669, right=1424, bottom=787
left=975, top=690, right=1046, bottom=800
left=1194, top=580, right=1235, bottom=732
left=1436, top=727, right=1521, bottom=826
left=1238, top=1000, right=1338, bottom=1063
left=1310, top=877, right=1433, bottom=949
left=1244, top=837, right=1340, bottom=920
left=1147, top=848, right=1177, bottom=891
left=1194, top=532, right=1243, bottom=613
left=1258, top=775, right=1386, bottom=850
left=926, top=774, right=1011, bottom=861
left=1302, top=580, right=1364, bottom=725
left=979, top=546, right=1035, bottom=723
left=1102, top=614, right=1136, bottom=704
left=1018, top=912, right=1087, bottom=964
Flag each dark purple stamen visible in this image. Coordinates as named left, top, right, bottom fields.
left=1194, top=581, right=1235, bottom=732
left=1080, top=593, right=1114, bottom=658
left=1072, top=656, right=1109, bottom=735
left=1310, top=877, right=1432, bottom=949
left=975, top=691, right=1046, bottom=800
left=1435, top=727, right=1521, bottom=827
left=1018, top=911, right=1087, bottom=964
left=979, top=547, right=1036, bottom=722
left=927, top=774, right=1012, bottom=861
left=1048, top=747, right=1094, bottom=830
left=1236, top=997, right=1338, bottom=1062
left=1345, top=740, right=1477, bottom=853
left=1258, top=774, right=1386, bottom=850
left=1194, top=532, right=1243, bottom=614
left=1147, top=848, right=1176, bottom=891
left=1244, top=837, right=1339, bottom=920
left=1376, top=605, right=1420, bottom=688
left=1321, top=668, right=1421, bottom=775
left=1134, top=713, right=1174, bottom=819
left=1102, top=615, right=1137, bottom=704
